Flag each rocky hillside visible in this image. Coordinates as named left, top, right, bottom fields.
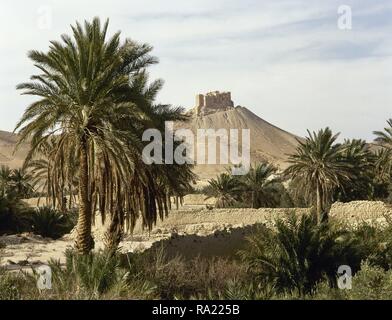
left=178, top=105, right=301, bottom=179
left=0, top=130, right=29, bottom=169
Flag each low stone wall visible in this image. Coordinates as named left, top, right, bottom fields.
left=132, top=207, right=309, bottom=236
left=329, top=201, right=392, bottom=226
left=182, top=194, right=216, bottom=206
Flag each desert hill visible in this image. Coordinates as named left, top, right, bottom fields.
left=177, top=91, right=301, bottom=179
left=0, top=130, right=29, bottom=169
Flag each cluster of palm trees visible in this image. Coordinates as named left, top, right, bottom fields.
left=206, top=126, right=392, bottom=224
left=15, top=18, right=195, bottom=254
left=0, top=165, right=34, bottom=199
left=204, top=163, right=285, bottom=209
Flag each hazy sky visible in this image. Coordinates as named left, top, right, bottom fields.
left=0, top=0, right=391, bottom=141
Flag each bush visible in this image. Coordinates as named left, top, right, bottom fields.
left=191, top=279, right=276, bottom=300
left=348, top=262, right=392, bottom=300
left=0, top=267, right=21, bottom=300
left=309, top=262, right=392, bottom=300
left=240, top=213, right=364, bottom=295
left=124, top=246, right=248, bottom=299
left=30, top=207, right=76, bottom=239
left=350, top=223, right=392, bottom=270
left=55, top=250, right=124, bottom=298
left=0, top=194, right=31, bottom=235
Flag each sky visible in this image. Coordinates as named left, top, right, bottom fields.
left=0, top=0, right=391, bottom=141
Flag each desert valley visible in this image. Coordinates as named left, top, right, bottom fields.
left=1, top=9, right=392, bottom=302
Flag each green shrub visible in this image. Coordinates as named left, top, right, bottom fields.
left=351, top=223, right=392, bottom=269
left=0, top=268, right=21, bottom=300
left=30, top=207, right=75, bottom=239
left=191, top=279, right=276, bottom=300
left=125, top=246, right=248, bottom=299
left=348, top=262, right=392, bottom=300
left=310, top=262, right=392, bottom=300
left=0, top=194, right=31, bottom=235
left=240, top=213, right=364, bottom=295
left=54, top=249, right=124, bottom=298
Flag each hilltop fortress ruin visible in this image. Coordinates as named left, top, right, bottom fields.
left=194, top=91, right=235, bottom=116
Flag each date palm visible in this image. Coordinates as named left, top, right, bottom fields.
left=284, top=128, right=351, bottom=223
left=15, top=18, right=192, bottom=254
left=204, top=173, right=242, bottom=208
left=335, top=139, right=375, bottom=201
left=374, top=119, right=392, bottom=148
left=0, top=166, right=12, bottom=196
left=10, top=168, right=35, bottom=199
left=241, top=162, right=281, bottom=208
left=374, top=119, right=392, bottom=179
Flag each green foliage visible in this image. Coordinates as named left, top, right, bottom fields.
left=0, top=268, right=21, bottom=300
left=58, top=250, right=123, bottom=298
left=0, top=165, right=35, bottom=199
left=30, top=207, right=76, bottom=239
left=0, top=194, right=32, bottom=235
left=348, top=262, right=392, bottom=300
left=350, top=222, right=392, bottom=270
left=240, top=162, right=284, bottom=209
left=191, top=279, right=275, bottom=300
left=311, top=262, right=392, bottom=300
left=124, top=246, right=248, bottom=299
left=204, top=162, right=293, bottom=209
left=240, top=213, right=363, bottom=295
left=335, top=139, right=376, bottom=202
left=204, top=173, right=243, bottom=208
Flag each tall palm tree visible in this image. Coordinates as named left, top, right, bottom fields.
left=284, top=128, right=352, bottom=223
left=15, top=18, right=192, bottom=254
left=241, top=162, right=281, bottom=208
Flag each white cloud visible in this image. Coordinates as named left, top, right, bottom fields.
left=0, top=0, right=391, bottom=140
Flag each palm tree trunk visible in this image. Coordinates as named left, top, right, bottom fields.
left=316, top=184, right=322, bottom=224
left=75, top=137, right=94, bottom=254
left=104, top=212, right=122, bottom=253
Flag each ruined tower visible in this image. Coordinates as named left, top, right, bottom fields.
left=195, top=91, right=234, bottom=116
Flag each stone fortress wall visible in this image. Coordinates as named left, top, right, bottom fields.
left=195, top=91, right=235, bottom=116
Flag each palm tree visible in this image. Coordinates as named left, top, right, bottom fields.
left=374, top=148, right=392, bottom=183
left=204, top=173, right=242, bottom=208
left=335, top=139, right=375, bottom=201
left=374, top=120, right=392, bottom=179
left=284, top=128, right=352, bottom=223
left=241, top=162, right=281, bottom=208
left=10, top=168, right=35, bottom=199
left=15, top=18, right=193, bottom=254
left=0, top=165, right=12, bottom=196
left=374, top=119, right=392, bottom=148
left=373, top=119, right=392, bottom=201
left=26, top=138, right=78, bottom=210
